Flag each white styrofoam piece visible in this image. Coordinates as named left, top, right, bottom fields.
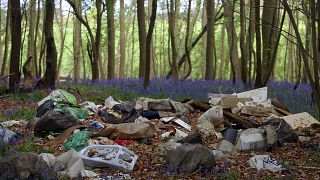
left=160, top=117, right=175, bottom=123
left=79, top=145, right=138, bottom=172
left=173, top=119, right=192, bottom=131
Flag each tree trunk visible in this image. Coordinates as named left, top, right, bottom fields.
left=254, top=0, right=262, bottom=88
left=106, top=0, right=115, bottom=79
left=137, top=0, right=146, bottom=78
left=1, top=0, right=11, bottom=76
left=205, top=0, right=215, bottom=80
left=169, top=0, right=179, bottom=79
left=119, top=0, right=126, bottom=78
left=56, top=1, right=71, bottom=79
left=240, top=0, right=247, bottom=84
left=42, top=0, right=57, bottom=89
left=223, top=0, right=241, bottom=82
left=0, top=1, right=2, bottom=72
left=131, top=6, right=136, bottom=77
left=219, top=25, right=226, bottom=80
left=27, top=0, right=36, bottom=77
left=282, top=0, right=320, bottom=116
left=246, top=0, right=255, bottom=84
left=73, top=0, right=82, bottom=82
left=143, top=0, right=157, bottom=88
left=9, top=0, right=22, bottom=91
left=201, top=0, right=207, bottom=79
left=182, top=0, right=192, bottom=80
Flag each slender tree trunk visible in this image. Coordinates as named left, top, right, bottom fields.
left=1, top=1, right=11, bottom=76
left=73, top=0, right=82, bottom=82
left=34, top=0, right=41, bottom=76
left=143, top=0, right=157, bottom=88
left=282, top=0, right=320, bottom=115
left=106, top=0, right=115, bottom=79
left=0, top=1, right=2, bottom=72
left=240, top=0, right=247, bottom=84
left=219, top=25, right=226, bottom=80
left=131, top=8, right=136, bottom=77
left=27, top=0, right=36, bottom=77
left=205, top=0, right=215, bottom=80
left=201, top=0, right=207, bottom=79
left=137, top=0, right=146, bottom=78
left=247, top=0, right=255, bottom=84
left=42, top=0, right=57, bottom=89
left=223, top=0, right=241, bottom=82
left=182, top=0, right=192, bottom=80
left=56, top=1, right=71, bottom=79
left=169, top=0, right=178, bottom=79
left=119, top=0, right=126, bottom=78
left=254, top=0, right=262, bottom=88
left=9, top=0, right=22, bottom=91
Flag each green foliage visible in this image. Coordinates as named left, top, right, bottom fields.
left=0, top=108, right=36, bottom=122
left=17, top=140, right=55, bottom=154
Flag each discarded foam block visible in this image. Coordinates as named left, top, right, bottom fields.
left=282, top=112, right=320, bottom=130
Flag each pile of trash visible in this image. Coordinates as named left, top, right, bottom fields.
left=0, top=87, right=319, bottom=178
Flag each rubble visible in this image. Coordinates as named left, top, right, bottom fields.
left=1, top=87, right=319, bottom=178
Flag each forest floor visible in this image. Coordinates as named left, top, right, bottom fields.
left=0, top=79, right=319, bottom=179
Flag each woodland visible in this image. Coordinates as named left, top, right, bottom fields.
left=0, top=0, right=319, bottom=179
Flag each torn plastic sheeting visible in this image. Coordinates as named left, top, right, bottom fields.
left=0, top=126, right=18, bottom=143
left=92, top=122, right=155, bottom=140
left=105, top=96, right=121, bottom=109
left=249, top=155, right=284, bottom=172
left=39, top=150, right=98, bottom=178
left=236, top=87, right=268, bottom=103
left=38, top=89, right=77, bottom=107
left=80, top=101, right=101, bottom=115
left=79, top=145, right=138, bottom=172
left=34, top=110, right=80, bottom=136
left=281, top=112, right=320, bottom=130
left=166, top=143, right=216, bottom=173
left=45, top=125, right=87, bottom=146
left=64, top=131, right=92, bottom=152
left=55, top=103, right=89, bottom=120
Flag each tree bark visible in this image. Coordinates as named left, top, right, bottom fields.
left=1, top=0, right=11, bottom=76
left=223, top=0, right=241, bottom=82
left=66, top=0, right=101, bottom=81
left=282, top=0, right=320, bottom=116
left=0, top=1, right=2, bottom=72
left=169, top=0, right=179, bottom=79
left=107, top=0, right=115, bottom=79
left=205, top=0, right=215, bottom=80
left=143, top=0, right=157, bottom=88
left=73, top=0, right=82, bottom=82
left=9, top=0, right=22, bottom=91
left=27, top=0, right=36, bottom=77
left=137, top=0, right=146, bottom=78
left=119, top=0, right=126, bottom=78
left=42, top=0, right=57, bottom=89
left=240, top=0, right=247, bottom=84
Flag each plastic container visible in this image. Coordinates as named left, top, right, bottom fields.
left=79, top=145, right=138, bottom=172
